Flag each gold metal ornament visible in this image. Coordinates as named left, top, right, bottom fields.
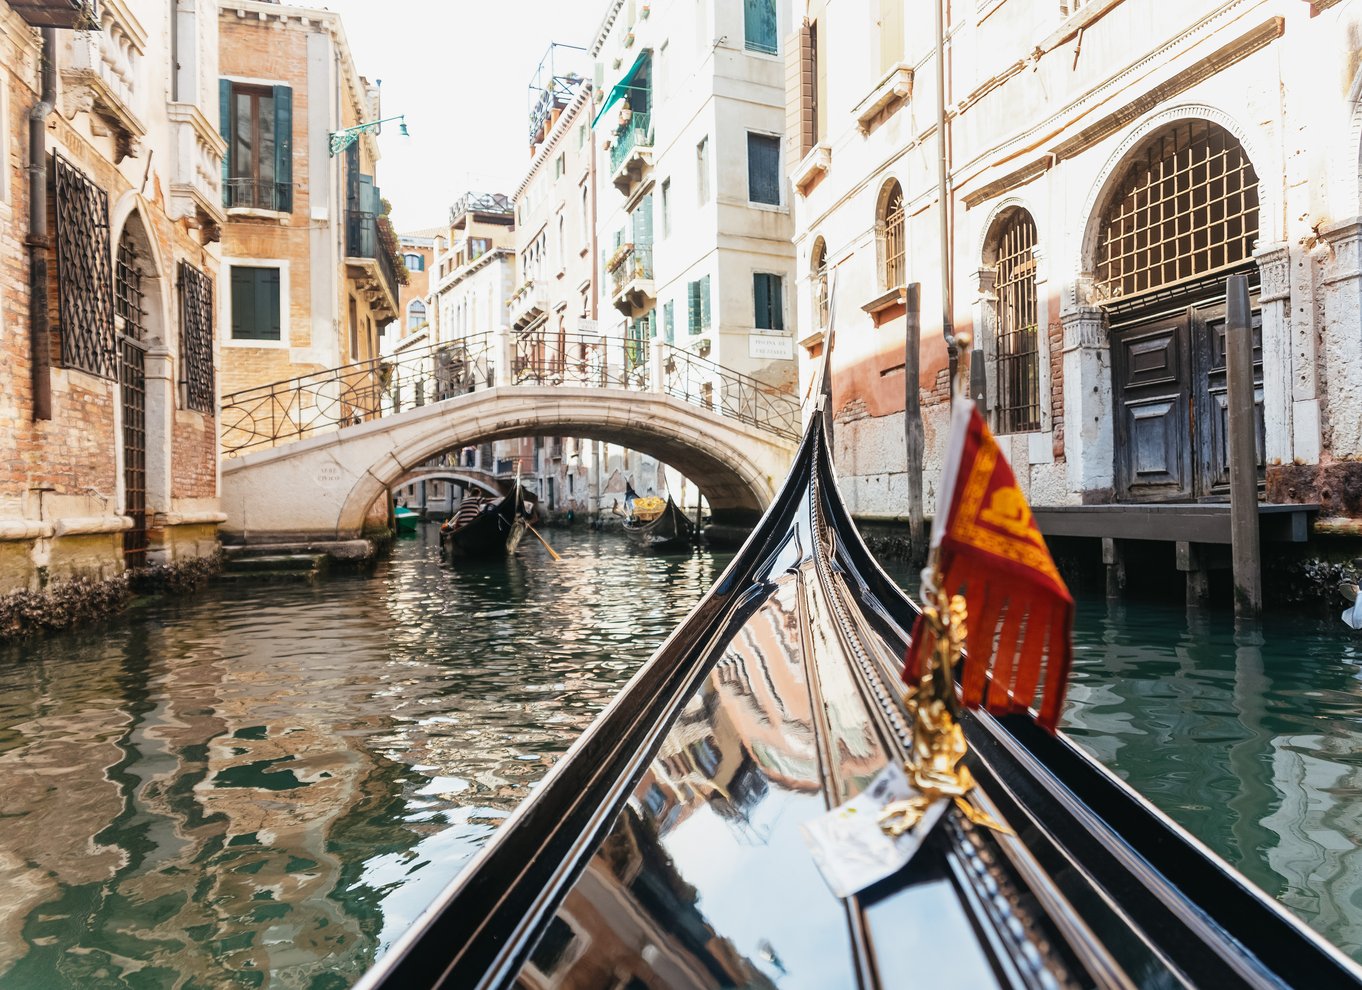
left=878, top=572, right=1012, bottom=838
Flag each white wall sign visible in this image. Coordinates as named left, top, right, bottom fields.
left=749, top=334, right=794, bottom=360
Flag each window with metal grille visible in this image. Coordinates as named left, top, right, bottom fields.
left=811, top=238, right=829, bottom=328
left=753, top=273, right=784, bottom=331
left=992, top=211, right=1040, bottom=434
left=1095, top=121, right=1259, bottom=299
left=879, top=181, right=905, bottom=290
left=115, top=231, right=146, bottom=341
left=178, top=262, right=215, bottom=414
left=53, top=152, right=115, bottom=379
left=744, top=0, right=778, bottom=54
left=747, top=133, right=781, bottom=205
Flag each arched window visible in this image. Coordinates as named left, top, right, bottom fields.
left=1096, top=121, right=1259, bottom=298
left=115, top=230, right=146, bottom=341
left=989, top=209, right=1039, bottom=434
left=407, top=298, right=427, bottom=331
left=811, top=237, right=829, bottom=329
left=877, top=180, right=904, bottom=290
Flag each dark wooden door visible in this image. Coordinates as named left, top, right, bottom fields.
left=1112, top=291, right=1265, bottom=502
left=1112, top=311, right=1193, bottom=501
left=1193, top=302, right=1265, bottom=497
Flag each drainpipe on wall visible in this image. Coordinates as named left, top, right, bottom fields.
left=935, top=0, right=956, bottom=392
left=28, top=27, right=56, bottom=421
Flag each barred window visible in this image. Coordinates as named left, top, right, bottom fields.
left=178, top=262, right=215, bottom=414
left=992, top=211, right=1040, bottom=434
left=115, top=231, right=146, bottom=342
left=878, top=181, right=904, bottom=290
left=811, top=238, right=829, bottom=328
left=1095, top=120, right=1259, bottom=299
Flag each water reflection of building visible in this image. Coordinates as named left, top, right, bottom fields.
left=516, top=807, right=775, bottom=990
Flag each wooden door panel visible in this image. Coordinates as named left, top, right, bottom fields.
left=1196, top=304, right=1264, bottom=495
left=1113, top=316, right=1192, bottom=501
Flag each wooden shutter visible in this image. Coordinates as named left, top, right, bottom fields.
left=218, top=79, right=231, bottom=193
left=700, top=274, right=712, bottom=330
left=784, top=21, right=817, bottom=161
left=273, top=85, right=293, bottom=213
left=747, top=134, right=781, bottom=205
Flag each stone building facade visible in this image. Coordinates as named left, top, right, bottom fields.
left=217, top=0, right=398, bottom=404
left=1, top=0, right=226, bottom=596
left=592, top=0, right=798, bottom=390
left=790, top=0, right=1362, bottom=536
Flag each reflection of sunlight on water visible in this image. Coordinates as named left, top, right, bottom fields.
left=0, top=527, right=729, bottom=989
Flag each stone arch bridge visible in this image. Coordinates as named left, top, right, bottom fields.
left=219, top=332, right=800, bottom=543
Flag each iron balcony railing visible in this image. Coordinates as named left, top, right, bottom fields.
left=224, top=177, right=293, bottom=213
left=450, top=192, right=514, bottom=225
left=219, top=330, right=800, bottom=455
left=609, top=111, right=652, bottom=173
left=609, top=244, right=653, bottom=298
left=346, top=210, right=401, bottom=308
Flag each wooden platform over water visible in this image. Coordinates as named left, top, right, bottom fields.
left=1033, top=502, right=1315, bottom=545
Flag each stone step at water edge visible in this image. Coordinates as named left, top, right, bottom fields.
left=221, top=554, right=328, bottom=574
left=221, top=539, right=374, bottom=561
left=212, top=568, right=320, bottom=585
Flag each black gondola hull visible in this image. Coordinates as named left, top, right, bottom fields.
left=361, top=414, right=1362, bottom=990
left=623, top=496, right=695, bottom=552
left=441, top=484, right=528, bottom=559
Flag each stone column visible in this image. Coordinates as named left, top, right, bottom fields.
left=970, top=267, right=997, bottom=416
left=1318, top=218, right=1362, bottom=459
left=1253, top=242, right=1294, bottom=466
left=1060, top=278, right=1112, bottom=499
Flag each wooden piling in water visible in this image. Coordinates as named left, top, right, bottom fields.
left=904, top=283, right=925, bottom=563
left=1226, top=274, right=1262, bottom=617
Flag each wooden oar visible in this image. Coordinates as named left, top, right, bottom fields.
left=525, top=522, right=562, bottom=561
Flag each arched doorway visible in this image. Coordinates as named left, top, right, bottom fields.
left=1095, top=120, right=1264, bottom=501
left=983, top=207, right=1040, bottom=435
left=115, top=225, right=151, bottom=566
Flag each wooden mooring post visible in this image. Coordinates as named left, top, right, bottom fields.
left=904, top=283, right=925, bottom=564
left=1226, top=274, right=1262, bottom=617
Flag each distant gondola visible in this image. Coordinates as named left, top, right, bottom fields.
left=622, top=482, right=694, bottom=552
left=439, top=480, right=530, bottom=559
left=357, top=383, right=1362, bottom=989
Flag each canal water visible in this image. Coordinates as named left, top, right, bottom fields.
left=0, top=525, right=1360, bottom=987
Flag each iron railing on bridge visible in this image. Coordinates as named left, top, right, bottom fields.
left=219, top=330, right=800, bottom=455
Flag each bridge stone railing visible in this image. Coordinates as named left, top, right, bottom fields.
left=218, top=330, right=800, bottom=456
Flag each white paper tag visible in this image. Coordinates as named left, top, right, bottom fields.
left=800, top=762, right=947, bottom=899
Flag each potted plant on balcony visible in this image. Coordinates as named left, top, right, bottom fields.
left=605, top=242, right=634, bottom=273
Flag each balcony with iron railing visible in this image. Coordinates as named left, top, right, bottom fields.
left=345, top=211, right=400, bottom=320
left=509, top=279, right=549, bottom=332
left=608, top=244, right=654, bottom=315
left=610, top=110, right=652, bottom=194
left=224, top=177, right=293, bottom=213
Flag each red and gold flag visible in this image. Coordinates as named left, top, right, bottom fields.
left=904, top=399, right=1074, bottom=731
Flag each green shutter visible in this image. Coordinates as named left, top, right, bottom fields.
left=688, top=280, right=700, bottom=334
left=218, top=79, right=232, bottom=199
left=663, top=300, right=674, bottom=343
left=753, top=274, right=769, bottom=329
left=273, top=85, right=293, bottom=213
left=700, top=274, right=711, bottom=331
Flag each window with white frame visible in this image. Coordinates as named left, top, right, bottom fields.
left=230, top=265, right=282, bottom=340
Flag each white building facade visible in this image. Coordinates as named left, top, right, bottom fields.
left=592, top=0, right=798, bottom=394
left=791, top=0, right=1362, bottom=529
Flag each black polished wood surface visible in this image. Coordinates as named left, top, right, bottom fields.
left=360, top=415, right=1362, bottom=990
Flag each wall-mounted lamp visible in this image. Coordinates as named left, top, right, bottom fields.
left=329, top=115, right=409, bottom=157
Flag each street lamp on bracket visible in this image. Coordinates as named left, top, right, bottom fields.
left=328, top=115, right=409, bottom=157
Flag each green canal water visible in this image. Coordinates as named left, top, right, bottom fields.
left=0, top=525, right=1360, bottom=987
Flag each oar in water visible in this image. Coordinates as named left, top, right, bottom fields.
left=525, top=522, right=562, bottom=562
